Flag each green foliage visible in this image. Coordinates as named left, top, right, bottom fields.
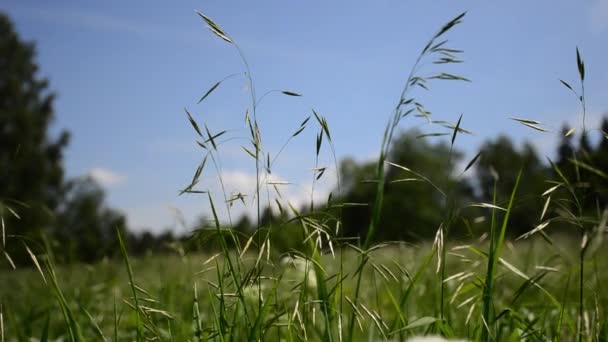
left=0, top=13, right=69, bottom=261
left=338, top=130, right=475, bottom=241
left=54, top=178, right=128, bottom=263
left=476, top=136, right=550, bottom=236
left=1, top=241, right=606, bottom=340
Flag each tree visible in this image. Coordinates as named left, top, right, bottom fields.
left=593, top=118, right=608, bottom=207
left=476, top=136, right=550, bottom=236
left=339, top=130, right=475, bottom=242
left=556, top=118, right=608, bottom=212
left=54, top=177, right=127, bottom=262
left=0, top=13, right=128, bottom=264
left=1, top=13, right=70, bottom=260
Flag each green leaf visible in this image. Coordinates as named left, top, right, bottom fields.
left=440, top=123, right=473, bottom=135
left=576, top=47, right=585, bottom=81
left=559, top=79, right=573, bottom=91
left=463, top=151, right=482, bottom=173
left=430, top=39, right=448, bottom=51
left=416, top=81, right=429, bottom=90
left=204, top=124, right=218, bottom=150
left=481, top=168, right=523, bottom=340
left=415, top=103, right=432, bottom=122
left=198, top=81, right=221, bottom=103
left=316, top=131, right=323, bottom=156
left=520, top=122, right=548, bottom=132
left=391, top=316, right=438, bottom=334
left=510, top=117, right=548, bottom=132
left=40, top=313, right=50, bottom=342
left=400, top=98, right=414, bottom=106
left=416, top=132, right=450, bottom=139
left=266, top=153, right=271, bottom=172
left=434, top=57, right=463, bottom=64
left=242, top=145, right=256, bottom=159
left=292, top=125, right=306, bottom=137
left=291, top=116, right=310, bottom=137
left=180, top=155, right=208, bottom=195
left=321, top=117, right=331, bottom=141
left=281, top=90, right=302, bottom=97
left=203, top=130, right=227, bottom=145
left=299, top=116, right=311, bottom=127
left=196, top=140, right=207, bottom=150
left=509, top=117, right=540, bottom=124
left=442, top=48, right=464, bottom=53
left=569, top=159, right=608, bottom=179
left=116, top=227, right=144, bottom=340
left=24, top=243, right=46, bottom=284
left=430, top=72, right=471, bottom=82
left=434, top=11, right=466, bottom=40
left=316, top=167, right=326, bottom=180
left=185, top=108, right=203, bottom=137
left=451, top=113, right=463, bottom=146
left=84, top=308, right=108, bottom=341
left=274, top=198, right=283, bottom=215
left=196, top=11, right=233, bottom=43
left=313, top=109, right=331, bottom=141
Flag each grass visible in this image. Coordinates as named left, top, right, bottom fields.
left=2, top=238, right=605, bottom=341
left=2, top=8, right=608, bottom=342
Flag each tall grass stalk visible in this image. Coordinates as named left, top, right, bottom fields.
left=116, top=227, right=143, bottom=341
left=194, top=11, right=340, bottom=340
left=480, top=169, right=522, bottom=341
left=558, top=47, right=588, bottom=342
left=347, top=12, right=468, bottom=342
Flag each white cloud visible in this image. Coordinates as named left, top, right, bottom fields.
left=125, top=203, right=192, bottom=234
left=121, top=169, right=336, bottom=233
left=88, top=167, right=127, bottom=187
left=220, top=170, right=260, bottom=195
left=216, top=169, right=337, bottom=218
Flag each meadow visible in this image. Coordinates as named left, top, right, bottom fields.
left=2, top=237, right=605, bottom=341
left=2, top=9, right=607, bottom=342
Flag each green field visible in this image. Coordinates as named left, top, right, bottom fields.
left=2, top=237, right=606, bottom=341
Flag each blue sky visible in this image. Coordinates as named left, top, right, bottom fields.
left=3, top=1, right=608, bottom=233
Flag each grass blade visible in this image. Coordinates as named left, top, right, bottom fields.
left=481, top=168, right=522, bottom=341
left=116, top=227, right=144, bottom=341
left=196, top=11, right=233, bottom=43
left=198, top=81, right=221, bottom=104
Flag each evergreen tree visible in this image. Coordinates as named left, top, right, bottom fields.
left=0, top=13, right=69, bottom=257
left=1, top=13, right=128, bottom=264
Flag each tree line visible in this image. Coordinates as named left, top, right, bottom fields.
left=233, top=123, right=608, bottom=253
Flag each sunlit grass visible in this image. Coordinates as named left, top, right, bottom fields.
left=1, top=237, right=605, bottom=340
